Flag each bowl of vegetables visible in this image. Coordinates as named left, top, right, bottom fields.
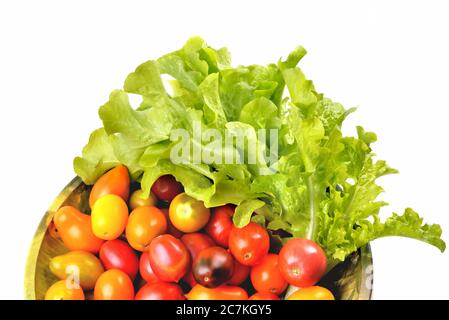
left=25, top=37, right=445, bottom=300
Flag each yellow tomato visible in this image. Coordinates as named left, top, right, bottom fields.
left=169, top=193, right=210, bottom=233
left=287, top=286, right=335, bottom=300
left=129, top=189, right=156, bottom=210
left=91, top=194, right=129, bottom=240
left=45, top=280, right=85, bottom=300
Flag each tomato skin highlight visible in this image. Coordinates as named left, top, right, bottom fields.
left=186, top=284, right=248, bottom=300
left=53, top=206, right=104, bottom=254
left=139, top=252, right=161, bottom=284
left=250, top=254, right=287, bottom=295
left=135, top=283, right=185, bottom=300
left=287, top=286, right=335, bottom=300
left=278, top=238, right=327, bottom=287
left=229, top=222, right=270, bottom=266
left=151, top=175, right=183, bottom=202
left=181, top=233, right=215, bottom=287
left=205, top=205, right=235, bottom=247
left=169, top=193, right=210, bottom=233
left=89, top=165, right=130, bottom=208
left=192, top=246, right=234, bottom=288
left=227, top=258, right=250, bottom=286
left=99, top=239, right=139, bottom=280
left=148, top=234, right=190, bottom=282
left=91, top=194, right=129, bottom=240
left=249, top=292, right=280, bottom=300
left=45, top=280, right=85, bottom=300
left=94, top=269, right=134, bottom=300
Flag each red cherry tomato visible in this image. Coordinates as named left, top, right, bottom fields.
left=227, top=258, right=250, bottom=286
left=250, top=254, right=287, bottom=295
left=249, top=292, right=280, bottom=300
left=278, top=238, right=327, bottom=287
left=89, top=165, right=130, bottom=208
left=151, top=175, right=183, bottom=202
left=192, top=246, right=234, bottom=288
left=181, top=233, right=215, bottom=287
left=148, top=234, right=190, bottom=282
left=139, top=252, right=161, bottom=284
left=186, top=285, right=248, bottom=300
left=135, top=283, right=185, bottom=300
left=205, top=205, right=235, bottom=247
left=94, top=269, right=134, bottom=300
left=229, top=222, right=269, bottom=266
left=99, top=239, right=139, bottom=280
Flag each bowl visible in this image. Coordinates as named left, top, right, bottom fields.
left=24, top=177, right=373, bottom=300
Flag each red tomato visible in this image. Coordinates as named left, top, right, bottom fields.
left=135, top=283, right=185, bottom=300
left=205, top=205, right=235, bottom=247
left=94, top=269, right=134, bottom=300
left=186, top=285, right=248, bottom=300
left=99, top=240, right=139, bottom=280
left=278, top=238, right=327, bottom=287
left=192, top=246, right=234, bottom=288
left=139, top=252, right=161, bottom=284
left=148, top=234, right=190, bottom=282
left=250, top=254, right=287, bottom=295
left=151, top=175, right=183, bottom=202
left=161, top=208, right=184, bottom=238
left=181, top=233, right=215, bottom=287
left=229, top=222, right=269, bottom=266
left=89, top=165, right=130, bottom=208
left=227, top=258, right=250, bottom=286
left=249, top=292, right=280, bottom=300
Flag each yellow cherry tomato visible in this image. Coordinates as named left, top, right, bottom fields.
left=287, top=286, right=335, bottom=300
left=45, top=280, right=85, bottom=300
left=129, top=189, right=156, bottom=210
left=169, top=193, right=210, bottom=233
left=91, top=194, right=129, bottom=240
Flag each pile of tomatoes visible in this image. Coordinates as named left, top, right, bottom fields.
left=44, top=165, right=335, bottom=300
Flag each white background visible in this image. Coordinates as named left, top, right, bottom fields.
left=1, top=0, right=448, bottom=299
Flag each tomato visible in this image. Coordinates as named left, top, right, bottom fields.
left=169, top=193, right=210, bottom=233
left=250, top=253, right=287, bottom=295
left=99, top=239, right=139, bottom=280
left=180, top=233, right=215, bottom=286
left=278, top=238, right=327, bottom=287
left=125, top=206, right=167, bottom=251
left=45, top=280, right=85, bottom=300
left=94, top=269, right=134, bottom=300
left=186, top=285, right=248, bottom=300
left=161, top=208, right=184, bottom=238
left=53, top=206, right=104, bottom=253
left=49, top=251, right=104, bottom=290
left=139, top=252, right=161, bottom=284
left=135, top=283, right=185, bottom=300
left=148, top=234, right=190, bottom=282
left=227, top=258, right=250, bottom=286
left=229, top=222, right=269, bottom=266
left=129, top=189, right=156, bottom=210
left=287, top=286, right=335, bottom=300
left=151, top=175, right=183, bottom=202
left=89, top=165, right=130, bottom=208
left=91, top=194, right=129, bottom=240
left=192, top=246, right=234, bottom=288
left=249, top=292, right=280, bottom=300
left=205, top=205, right=235, bottom=247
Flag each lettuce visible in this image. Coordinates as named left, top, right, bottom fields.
left=74, top=37, right=445, bottom=264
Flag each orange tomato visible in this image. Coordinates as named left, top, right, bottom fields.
left=91, top=194, right=129, bottom=240
left=53, top=206, right=104, bottom=253
left=45, top=280, right=85, bottom=300
left=89, top=165, right=130, bottom=208
left=249, top=292, right=280, bottom=300
left=250, top=254, right=287, bottom=295
left=129, top=189, right=156, bottom=210
left=94, top=269, right=134, bottom=300
left=287, top=286, right=335, bottom=300
left=125, top=206, right=167, bottom=251
left=186, top=285, right=248, bottom=300
left=169, top=193, right=210, bottom=233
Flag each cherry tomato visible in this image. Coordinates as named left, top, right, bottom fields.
left=186, top=284, right=248, bottom=300
left=229, top=222, right=269, bottom=266
left=129, top=189, right=156, bottom=210
left=148, top=234, right=190, bottom=282
left=169, top=193, right=210, bottom=233
left=45, top=280, right=85, bottom=300
left=125, top=206, right=167, bottom=251
left=227, top=258, right=250, bottom=286
left=91, top=194, right=129, bottom=240
left=278, top=238, right=327, bottom=287
left=250, top=254, right=287, bottom=295
left=192, top=246, right=234, bottom=288
left=161, top=208, right=184, bottom=238
left=50, top=251, right=104, bottom=290
left=151, top=175, right=183, bottom=202
left=89, top=165, right=130, bottom=208
left=94, top=269, right=134, bottom=300
left=53, top=206, right=104, bottom=253
left=99, top=239, right=139, bottom=280
left=135, top=283, right=185, bottom=300
left=249, top=292, right=280, bottom=300
left=139, top=252, right=161, bottom=284
left=181, top=233, right=215, bottom=287
left=287, top=286, right=335, bottom=300
left=205, top=205, right=235, bottom=247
